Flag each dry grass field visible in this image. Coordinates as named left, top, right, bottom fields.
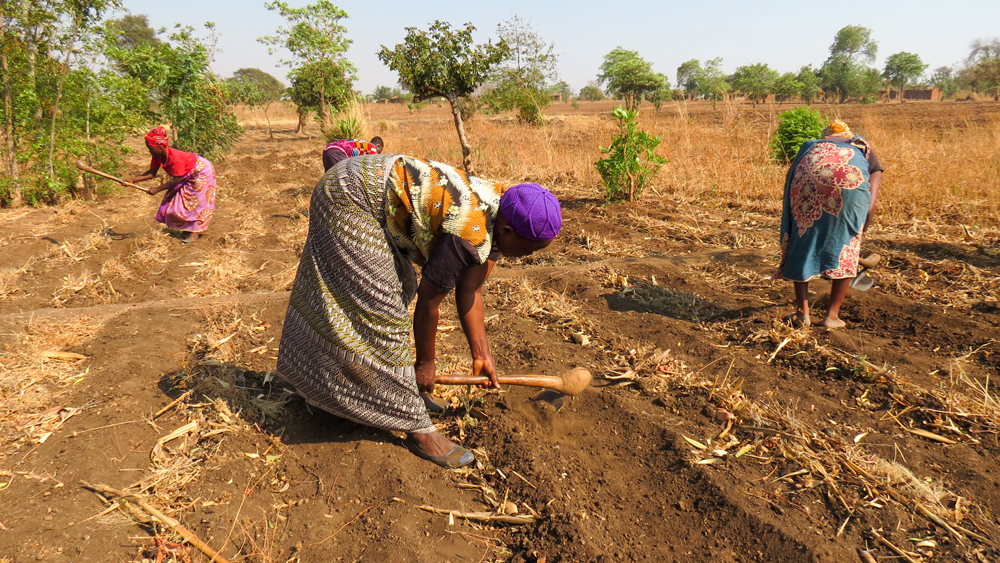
left=0, top=99, right=997, bottom=563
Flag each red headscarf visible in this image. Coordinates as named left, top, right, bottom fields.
left=145, top=126, right=169, bottom=147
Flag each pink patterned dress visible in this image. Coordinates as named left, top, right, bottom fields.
left=154, top=154, right=216, bottom=233
left=777, top=137, right=877, bottom=281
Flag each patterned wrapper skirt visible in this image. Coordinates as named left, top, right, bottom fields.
left=276, top=155, right=433, bottom=433
left=779, top=139, right=873, bottom=282
left=156, top=156, right=216, bottom=233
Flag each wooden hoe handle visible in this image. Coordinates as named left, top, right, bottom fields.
left=435, top=368, right=593, bottom=396
left=75, top=160, right=150, bottom=193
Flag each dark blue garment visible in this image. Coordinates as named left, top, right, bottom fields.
left=779, top=137, right=873, bottom=281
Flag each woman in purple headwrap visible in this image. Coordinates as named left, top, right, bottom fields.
left=276, top=155, right=562, bottom=468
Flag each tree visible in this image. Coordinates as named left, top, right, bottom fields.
left=554, top=80, right=572, bottom=100
left=646, top=76, right=672, bottom=111
left=378, top=21, right=507, bottom=174
left=228, top=69, right=285, bottom=138
left=676, top=59, right=702, bottom=100
left=597, top=47, right=667, bottom=112
left=578, top=83, right=605, bottom=101
left=481, top=16, right=558, bottom=125
left=286, top=60, right=352, bottom=133
left=820, top=25, right=878, bottom=103
left=930, top=66, right=959, bottom=99
left=857, top=68, right=884, bottom=102
left=697, top=57, right=729, bottom=107
left=232, top=68, right=284, bottom=100
left=967, top=38, right=1000, bottom=99
left=105, top=14, right=160, bottom=51
left=111, top=24, right=242, bottom=160
left=773, top=72, right=803, bottom=105
left=730, top=63, right=779, bottom=106
left=797, top=65, right=821, bottom=104
left=259, top=0, right=355, bottom=135
left=595, top=105, right=665, bottom=202
left=883, top=52, right=927, bottom=102
left=371, top=85, right=395, bottom=102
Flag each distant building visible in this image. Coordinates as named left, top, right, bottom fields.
left=884, top=88, right=942, bottom=101
left=551, top=92, right=563, bottom=103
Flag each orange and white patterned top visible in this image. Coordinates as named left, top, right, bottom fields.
left=385, top=156, right=506, bottom=266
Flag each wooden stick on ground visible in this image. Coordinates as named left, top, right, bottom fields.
left=417, top=505, right=537, bottom=525
left=81, top=481, right=231, bottom=563
left=870, top=531, right=920, bottom=563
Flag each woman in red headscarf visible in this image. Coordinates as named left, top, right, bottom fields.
left=126, top=127, right=217, bottom=242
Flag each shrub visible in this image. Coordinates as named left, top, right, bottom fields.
left=595, top=105, right=667, bottom=202
left=770, top=106, right=826, bottom=163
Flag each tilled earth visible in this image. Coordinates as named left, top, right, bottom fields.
left=0, top=117, right=999, bottom=563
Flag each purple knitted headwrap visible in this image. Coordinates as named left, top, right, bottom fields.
left=499, top=183, right=562, bottom=241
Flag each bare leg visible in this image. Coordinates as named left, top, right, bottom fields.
left=823, top=279, right=851, bottom=328
left=784, top=281, right=811, bottom=327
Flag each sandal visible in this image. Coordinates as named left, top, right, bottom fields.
left=783, top=313, right=811, bottom=328
left=404, top=437, right=475, bottom=469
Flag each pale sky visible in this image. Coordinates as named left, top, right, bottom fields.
left=121, top=1, right=999, bottom=93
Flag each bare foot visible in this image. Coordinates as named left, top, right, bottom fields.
left=407, top=430, right=458, bottom=457
left=783, top=313, right=811, bottom=328
left=821, top=317, right=846, bottom=329
left=181, top=232, right=201, bottom=243
left=858, top=254, right=882, bottom=269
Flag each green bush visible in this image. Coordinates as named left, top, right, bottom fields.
left=595, top=105, right=667, bottom=202
left=770, top=106, right=826, bottom=163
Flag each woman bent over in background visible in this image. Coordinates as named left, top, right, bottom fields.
left=774, top=120, right=883, bottom=329
left=126, top=127, right=217, bottom=243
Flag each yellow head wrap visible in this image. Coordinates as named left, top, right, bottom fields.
left=822, top=119, right=853, bottom=138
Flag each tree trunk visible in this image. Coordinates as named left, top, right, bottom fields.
left=263, top=101, right=274, bottom=139
left=318, top=83, right=330, bottom=137
left=446, top=93, right=474, bottom=175
left=296, top=109, right=307, bottom=134
left=47, top=24, right=79, bottom=181
left=0, top=0, right=24, bottom=207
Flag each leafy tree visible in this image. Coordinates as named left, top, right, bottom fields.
left=773, top=72, right=802, bottom=105
left=597, top=47, right=667, bottom=112
left=830, top=25, right=878, bottom=65
left=676, top=59, right=702, bottom=100
left=930, top=66, right=960, bottom=99
left=378, top=21, right=508, bottom=174
left=259, top=0, right=355, bottom=135
left=883, top=52, right=927, bottom=102
left=286, top=59, right=352, bottom=133
left=481, top=16, right=558, bottom=126
left=1, top=0, right=149, bottom=206
left=232, top=68, right=284, bottom=100
left=820, top=25, right=878, bottom=103
left=967, top=38, right=1000, bottom=99
left=578, top=82, right=605, bottom=101
left=228, top=69, right=285, bottom=139
left=105, top=14, right=160, bottom=51
left=730, top=63, right=779, bottom=106
left=857, top=68, right=884, bottom=102
left=697, top=57, right=729, bottom=107
left=554, top=80, right=573, bottom=100
left=371, top=84, right=395, bottom=102
left=110, top=24, right=242, bottom=160
left=771, top=106, right=825, bottom=163
left=595, top=105, right=666, bottom=202
left=796, top=65, right=821, bottom=104
left=646, top=77, right=672, bottom=111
